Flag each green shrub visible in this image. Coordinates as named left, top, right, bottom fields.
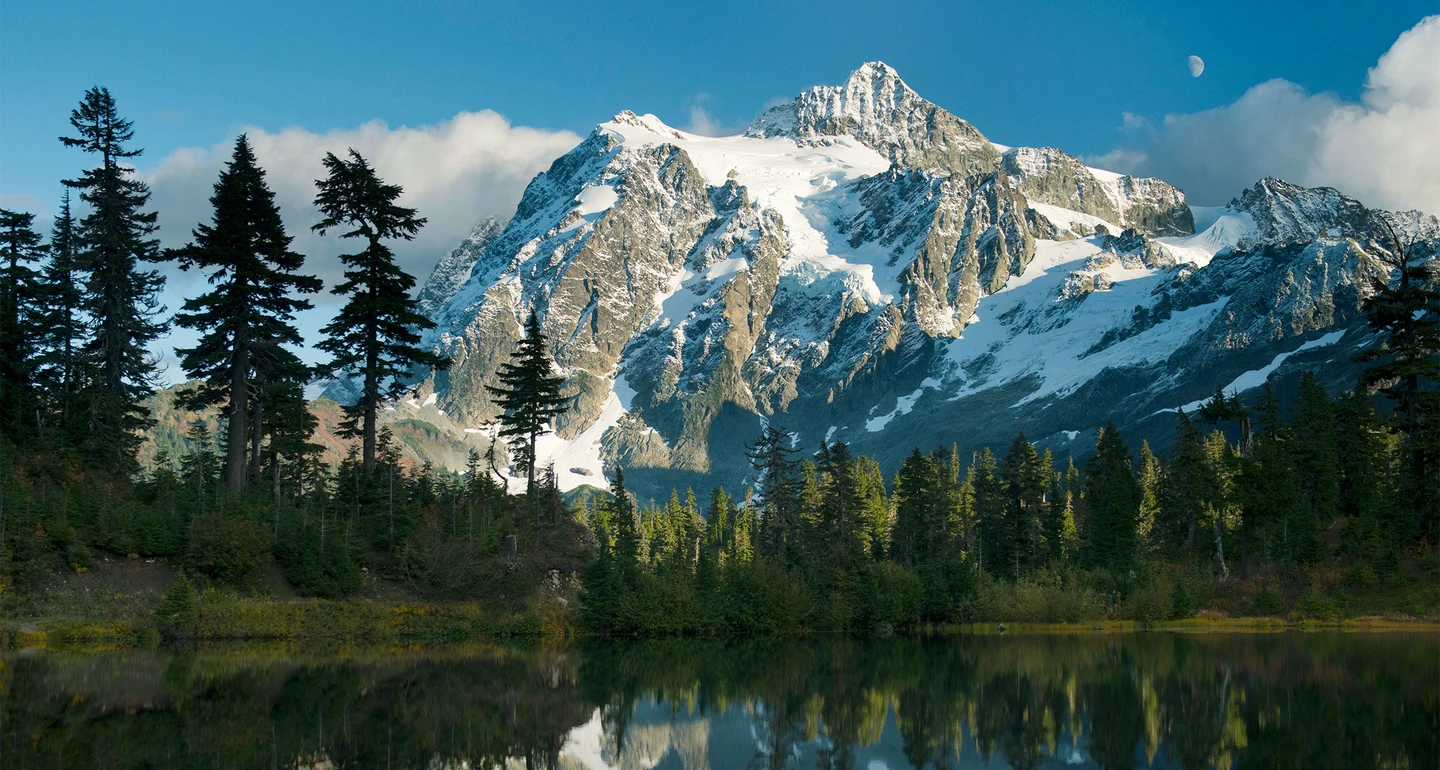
left=185, top=512, right=271, bottom=586
left=1253, top=587, right=1284, bottom=617
left=867, top=562, right=923, bottom=628
left=65, top=543, right=94, bottom=572
left=1296, top=591, right=1344, bottom=621
left=1171, top=580, right=1194, bottom=619
left=155, top=569, right=200, bottom=636
left=1124, top=579, right=1171, bottom=623
left=959, top=572, right=1107, bottom=623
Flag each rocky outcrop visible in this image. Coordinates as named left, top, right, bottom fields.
left=748, top=61, right=1001, bottom=177
left=416, top=216, right=506, bottom=317
left=396, top=63, right=1436, bottom=499
left=1001, top=147, right=1194, bottom=236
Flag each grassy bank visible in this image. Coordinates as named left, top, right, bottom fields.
left=4, top=605, right=1434, bottom=652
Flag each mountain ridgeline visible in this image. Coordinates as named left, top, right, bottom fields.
left=398, top=61, right=1438, bottom=500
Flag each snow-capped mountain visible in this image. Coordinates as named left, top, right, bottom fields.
left=410, top=62, right=1437, bottom=497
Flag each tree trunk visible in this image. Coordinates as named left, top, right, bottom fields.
left=1214, top=509, right=1230, bottom=581
left=362, top=370, right=377, bottom=480
left=250, top=382, right=264, bottom=483
left=225, top=344, right=249, bottom=493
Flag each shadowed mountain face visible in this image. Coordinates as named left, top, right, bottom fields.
left=362, top=62, right=1434, bottom=500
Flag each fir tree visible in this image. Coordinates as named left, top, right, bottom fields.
left=1084, top=422, right=1141, bottom=574
left=1289, top=373, right=1340, bottom=531
left=608, top=468, right=640, bottom=580
left=486, top=311, right=568, bottom=499
left=891, top=448, right=940, bottom=569
left=746, top=425, right=799, bottom=561
left=34, top=190, right=86, bottom=444
left=969, top=448, right=1004, bottom=576
left=999, top=434, right=1049, bottom=577
left=171, top=135, right=322, bottom=492
left=1137, top=440, right=1161, bottom=559
left=1358, top=213, right=1440, bottom=532
left=313, top=149, right=447, bottom=479
left=0, top=209, right=44, bottom=442
left=60, top=86, right=167, bottom=470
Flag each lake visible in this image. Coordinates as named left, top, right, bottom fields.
left=1, top=632, right=1434, bottom=768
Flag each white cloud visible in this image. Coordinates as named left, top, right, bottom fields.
left=1089, top=15, right=1440, bottom=216
left=142, top=110, right=580, bottom=380
left=683, top=93, right=743, bottom=137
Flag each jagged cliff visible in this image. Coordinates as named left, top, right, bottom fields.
left=378, top=62, right=1436, bottom=498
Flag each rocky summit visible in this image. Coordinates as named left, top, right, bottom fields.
left=392, top=62, right=1436, bottom=500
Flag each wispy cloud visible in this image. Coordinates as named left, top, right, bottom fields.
left=1087, top=15, right=1440, bottom=216
left=143, top=110, right=581, bottom=377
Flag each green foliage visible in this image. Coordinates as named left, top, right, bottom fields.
left=60, top=86, right=168, bottom=471
left=313, top=149, right=447, bottom=479
left=486, top=311, right=568, bottom=495
left=154, top=568, right=199, bottom=635
left=1171, top=579, right=1194, bottom=619
left=168, top=133, right=321, bottom=493
left=184, top=511, right=272, bottom=586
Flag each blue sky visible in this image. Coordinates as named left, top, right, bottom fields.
left=3, top=1, right=1437, bottom=377
left=3, top=0, right=1432, bottom=214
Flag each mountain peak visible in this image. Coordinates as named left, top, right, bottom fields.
left=746, top=61, right=999, bottom=176
left=844, top=61, right=910, bottom=90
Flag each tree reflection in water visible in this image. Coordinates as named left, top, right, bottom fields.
left=1, top=633, right=1434, bottom=768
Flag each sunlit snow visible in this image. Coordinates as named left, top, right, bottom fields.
left=1162, top=330, right=1346, bottom=414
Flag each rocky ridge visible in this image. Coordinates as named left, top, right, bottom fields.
left=390, top=63, right=1437, bottom=498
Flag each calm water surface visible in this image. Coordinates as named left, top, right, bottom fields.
left=1, top=632, right=1434, bottom=768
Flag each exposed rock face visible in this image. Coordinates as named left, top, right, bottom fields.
left=747, top=61, right=1001, bottom=177
left=416, top=216, right=506, bottom=317
left=1001, top=147, right=1195, bottom=236
left=1231, top=177, right=1375, bottom=245
left=395, top=62, right=1435, bottom=499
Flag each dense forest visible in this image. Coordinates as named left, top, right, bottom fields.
left=0, top=87, right=1436, bottom=638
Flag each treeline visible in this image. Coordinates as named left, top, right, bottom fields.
left=581, top=289, right=1439, bottom=633
left=0, top=87, right=581, bottom=610
left=0, top=86, right=1436, bottom=634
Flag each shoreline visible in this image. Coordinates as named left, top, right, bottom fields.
left=4, top=603, right=1435, bottom=652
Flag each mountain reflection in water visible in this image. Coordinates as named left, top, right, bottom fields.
left=1, top=633, right=1434, bottom=768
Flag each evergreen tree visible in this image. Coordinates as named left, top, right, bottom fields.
left=34, top=190, right=86, bottom=444
left=60, top=86, right=167, bottom=470
left=0, top=209, right=44, bottom=442
left=1159, top=411, right=1209, bottom=554
left=969, top=449, right=1004, bottom=576
left=608, top=468, right=640, bottom=581
left=171, top=135, right=322, bottom=492
left=1084, top=422, right=1141, bottom=574
left=313, top=149, right=447, bottom=479
left=746, top=425, right=799, bottom=561
left=999, top=434, right=1048, bottom=578
left=486, top=311, right=568, bottom=499
left=854, top=456, right=891, bottom=562
left=1137, top=440, right=1161, bottom=559
left=1289, top=373, right=1341, bottom=531
left=1046, top=460, right=1080, bottom=566
left=891, top=448, right=940, bottom=569
left=1358, top=214, right=1440, bottom=532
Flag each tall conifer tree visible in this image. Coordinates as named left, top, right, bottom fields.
left=35, top=190, right=86, bottom=443
left=60, top=86, right=167, bottom=469
left=171, top=135, right=322, bottom=492
left=313, top=149, right=447, bottom=479
left=1084, top=422, right=1141, bottom=574
left=0, top=209, right=44, bottom=441
left=487, top=311, right=568, bottom=498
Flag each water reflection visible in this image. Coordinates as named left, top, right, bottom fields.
left=0, top=633, right=1434, bottom=768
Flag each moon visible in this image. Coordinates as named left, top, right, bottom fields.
left=1187, top=55, right=1205, bottom=78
